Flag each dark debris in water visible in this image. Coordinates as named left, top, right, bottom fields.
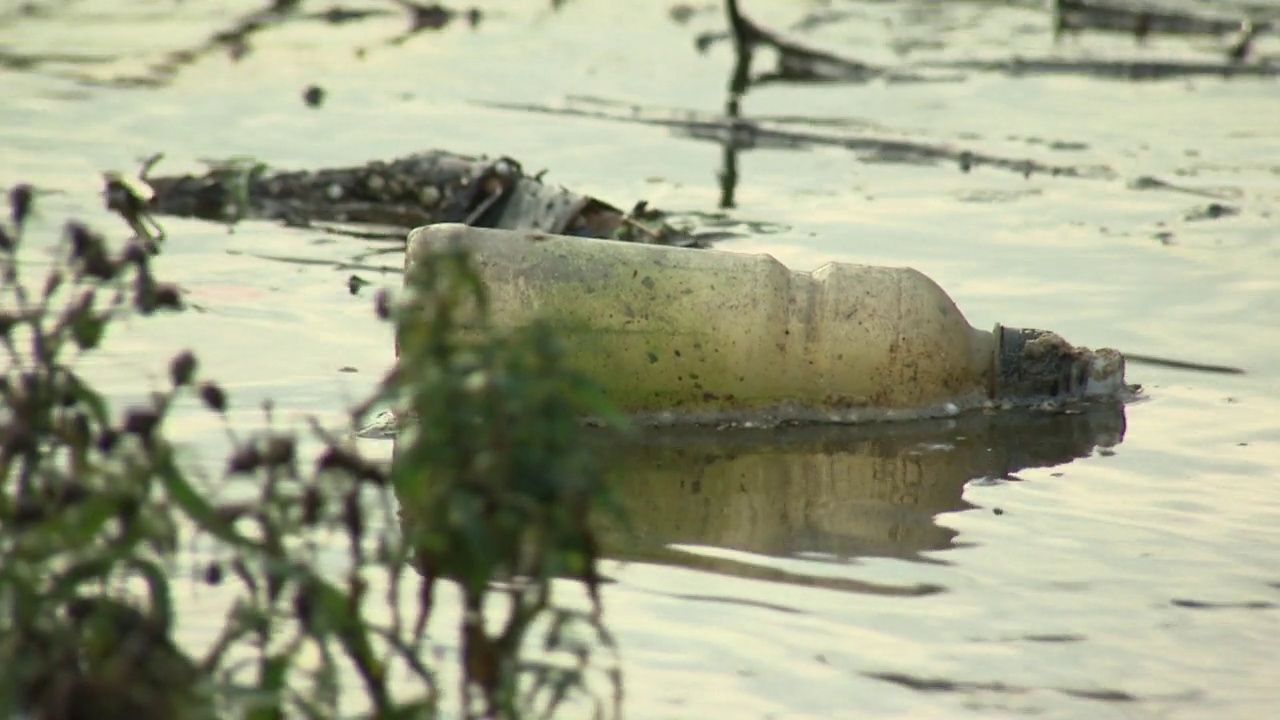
left=482, top=98, right=1116, bottom=185
left=6, top=0, right=482, bottom=89
left=383, top=1, right=483, bottom=48
left=1018, top=633, right=1087, bottom=643
left=968, top=632, right=1087, bottom=644
left=6, top=0, right=1276, bottom=90
left=1128, top=176, right=1239, bottom=200
left=347, top=274, right=370, bottom=295
left=720, top=0, right=951, bottom=87
left=667, top=3, right=717, bottom=26
left=916, top=57, right=1280, bottom=81
left=1058, top=688, right=1138, bottom=702
left=1171, top=598, right=1277, bottom=610
left=302, top=84, right=326, bottom=108
left=662, top=592, right=804, bottom=615
left=865, top=671, right=1138, bottom=702
left=1182, top=202, right=1242, bottom=222
left=1052, top=0, right=1273, bottom=47
left=701, top=0, right=1279, bottom=84
left=0, top=48, right=114, bottom=71
left=1121, top=353, right=1246, bottom=375
left=138, top=150, right=707, bottom=247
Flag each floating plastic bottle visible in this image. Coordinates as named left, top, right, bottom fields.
left=402, top=224, right=1128, bottom=426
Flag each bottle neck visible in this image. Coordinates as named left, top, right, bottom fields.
left=988, top=324, right=1127, bottom=401
left=964, top=325, right=1000, bottom=398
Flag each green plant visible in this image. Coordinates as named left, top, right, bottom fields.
left=361, top=234, right=627, bottom=719
left=0, top=179, right=625, bottom=720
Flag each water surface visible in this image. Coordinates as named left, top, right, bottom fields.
left=3, top=0, right=1279, bottom=717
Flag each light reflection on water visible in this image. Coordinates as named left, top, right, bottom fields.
left=4, top=0, right=1280, bottom=717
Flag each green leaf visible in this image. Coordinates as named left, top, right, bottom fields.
left=48, top=556, right=115, bottom=603
left=367, top=624, right=436, bottom=687
left=289, top=691, right=327, bottom=720
left=127, top=556, right=174, bottom=635
left=71, top=311, right=106, bottom=351
left=23, top=490, right=119, bottom=555
left=153, top=448, right=257, bottom=551
left=61, top=368, right=111, bottom=427
left=308, top=577, right=384, bottom=689
left=310, top=640, right=341, bottom=712
left=245, top=653, right=292, bottom=720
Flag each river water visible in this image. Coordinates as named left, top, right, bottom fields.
left=3, top=0, right=1279, bottom=718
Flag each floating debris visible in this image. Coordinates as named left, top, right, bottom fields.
left=700, top=1, right=1278, bottom=84
left=1127, top=176, right=1240, bottom=200
left=483, top=98, right=1117, bottom=183
left=140, top=151, right=705, bottom=246
left=347, top=274, right=370, bottom=295
left=915, top=56, right=1280, bottom=81
left=717, top=0, right=947, bottom=86
left=865, top=670, right=1162, bottom=703
left=1183, top=202, right=1241, bottom=221
left=11, top=1, right=479, bottom=88
left=302, top=84, right=325, bottom=108
left=1171, top=597, right=1277, bottom=610
left=1050, top=0, right=1272, bottom=43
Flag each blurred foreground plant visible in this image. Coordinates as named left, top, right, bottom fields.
left=358, top=231, right=627, bottom=719
left=0, top=179, right=624, bottom=720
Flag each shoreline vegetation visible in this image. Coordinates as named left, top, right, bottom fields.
left=1, top=176, right=624, bottom=719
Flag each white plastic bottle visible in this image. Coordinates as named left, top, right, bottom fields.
left=402, top=224, right=1127, bottom=426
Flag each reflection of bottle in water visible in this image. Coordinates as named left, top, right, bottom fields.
left=406, top=225, right=1128, bottom=425
left=391, top=404, right=1126, bottom=594
left=592, top=402, right=1125, bottom=590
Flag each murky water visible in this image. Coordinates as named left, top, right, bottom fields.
left=3, top=0, right=1279, bottom=717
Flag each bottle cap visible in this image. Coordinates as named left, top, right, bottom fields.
left=992, top=324, right=1128, bottom=401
